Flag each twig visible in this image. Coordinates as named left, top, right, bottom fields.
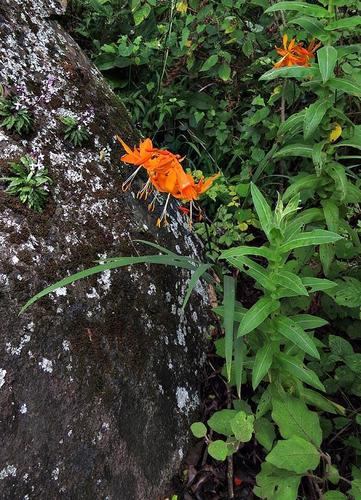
left=227, top=383, right=234, bottom=499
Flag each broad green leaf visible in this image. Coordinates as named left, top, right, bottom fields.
left=218, top=63, right=231, bottom=81
left=275, top=316, right=319, bottom=359
left=283, top=175, right=322, bottom=202
left=20, top=254, right=199, bottom=313
left=279, top=229, right=342, bottom=253
left=322, top=492, right=346, bottom=499
left=265, top=2, right=330, bottom=18
left=277, top=353, right=326, bottom=391
left=326, top=277, right=361, bottom=308
left=227, top=256, right=275, bottom=292
left=223, top=275, right=236, bottom=382
left=250, top=183, right=273, bottom=237
left=272, top=394, right=322, bottom=446
left=191, top=422, right=207, bottom=438
left=317, top=46, right=338, bottom=83
left=290, top=314, right=328, bottom=330
left=284, top=208, right=324, bottom=240
left=200, top=54, right=218, bottom=72
left=273, top=144, right=314, bottom=159
left=133, top=3, right=151, bottom=25
left=254, top=418, right=276, bottom=451
left=302, top=388, right=343, bottom=414
left=322, top=199, right=339, bottom=232
left=238, top=297, right=280, bottom=337
left=289, top=16, right=327, bottom=37
left=254, top=462, right=302, bottom=500
left=327, top=162, right=348, bottom=202
left=349, top=479, right=361, bottom=500
left=319, top=243, right=335, bottom=276
left=334, top=141, right=361, bottom=152
left=345, top=182, right=361, bottom=203
left=304, top=98, right=332, bottom=139
left=252, top=342, right=274, bottom=389
left=230, top=411, right=254, bottom=442
left=277, top=110, right=305, bottom=140
left=302, top=276, right=337, bottom=292
left=328, top=78, right=361, bottom=97
left=312, top=141, right=327, bottom=174
left=260, top=65, right=319, bottom=81
left=208, top=409, right=238, bottom=436
left=220, top=245, right=275, bottom=261
left=274, top=270, right=309, bottom=297
left=266, top=437, right=320, bottom=474
left=208, top=440, right=228, bottom=461
left=325, top=16, right=361, bottom=31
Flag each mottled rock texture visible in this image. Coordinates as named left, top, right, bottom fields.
left=0, top=1, right=208, bottom=498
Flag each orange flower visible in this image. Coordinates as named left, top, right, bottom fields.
left=274, top=34, right=304, bottom=68
left=294, top=39, right=321, bottom=66
left=273, top=34, right=320, bottom=69
left=117, top=136, right=219, bottom=227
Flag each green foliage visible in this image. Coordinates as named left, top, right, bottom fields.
left=0, top=86, right=33, bottom=135
left=1, top=155, right=52, bottom=212
left=26, top=1, right=361, bottom=498
left=59, top=115, right=90, bottom=146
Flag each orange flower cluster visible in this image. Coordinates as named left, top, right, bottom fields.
left=117, top=136, right=219, bottom=227
left=274, top=34, right=320, bottom=68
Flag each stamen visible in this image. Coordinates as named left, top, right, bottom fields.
left=148, top=192, right=161, bottom=212
left=137, top=178, right=151, bottom=200
left=122, top=166, right=142, bottom=192
left=157, top=193, right=171, bottom=227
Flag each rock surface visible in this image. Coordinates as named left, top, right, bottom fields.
left=0, top=2, right=209, bottom=498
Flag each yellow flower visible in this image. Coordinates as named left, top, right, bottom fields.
left=329, top=123, right=342, bottom=143
left=176, top=0, right=187, bottom=14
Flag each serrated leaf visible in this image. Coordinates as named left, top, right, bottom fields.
left=327, top=277, right=361, bottom=308
left=266, top=437, right=320, bottom=474
left=275, top=316, right=319, bottom=359
left=272, top=394, right=322, bottom=446
left=304, top=98, right=332, bottom=139
left=252, top=342, right=274, bottom=389
left=317, top=46, right=338, bottom=83
left=238, top=297, right=280, bottom=337
left=230, top=411, right=254, bottom=442
left=254, top=462, right=302, bottom=500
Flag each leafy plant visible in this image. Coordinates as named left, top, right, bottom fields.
left=59, top=115, right=90, bottom=146
left=1, top=155, right=52, bottom=212
left=0, top=86, right=33, bottom=135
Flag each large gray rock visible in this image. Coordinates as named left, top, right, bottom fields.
left=0, top=1, right=209, bottom=498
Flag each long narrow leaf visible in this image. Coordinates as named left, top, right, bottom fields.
left=21, top=255, right=199, bottom=313
left=223, top=275, right=236, bottom=382
left=182, top=263, right=211, bottom=310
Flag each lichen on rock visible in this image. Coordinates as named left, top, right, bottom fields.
left=0, top=1, right=209, bottom=498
